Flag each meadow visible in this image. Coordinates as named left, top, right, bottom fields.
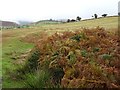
left=1, top=16, right=120, bottom=88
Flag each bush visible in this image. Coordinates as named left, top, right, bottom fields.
left=102, top=14, right=107, bottom=17
left=19, top=27, right=120, bottom=88
left=24, top=49, right=40, bottom=72
left=76, top=16, right=81, bottom=21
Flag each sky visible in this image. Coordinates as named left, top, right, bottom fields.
left=0, top=0, right=119, bottom=22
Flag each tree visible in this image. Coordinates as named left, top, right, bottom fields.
left=118, top=12, right=120, bottom=16
left=94, top=14, right=98, bottom=19
left=50, top=19, right=52, bottom=21
left=102, top=14, right=107, bottom=17
left=71, top=19, right=76, bottom=22
left=76, top=16, right=81, bottom=21
left=67, top=19, right=70, bottom=23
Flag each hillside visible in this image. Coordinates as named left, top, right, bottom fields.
left=1, top=16, right=120, bottom=88
left=30, top=16, right=118, bottom=30
left=31, top=20, right=63, bottom=26
left=0, top=21, right=20, bottom=29
left=18, top=21, right=33, bottom=25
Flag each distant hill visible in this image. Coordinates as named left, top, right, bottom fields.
left=34, top=20, right=63, bottom=25
left=0, top=21, right=20, bottom=29
left=18, top=21, right=33, bottom=25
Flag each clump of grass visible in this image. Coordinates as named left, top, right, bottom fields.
left=23, top=70, right=51, bottom=88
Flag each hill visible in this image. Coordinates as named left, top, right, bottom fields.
left=18, top=21, right=33, bottom=26
left=33, top=20, right=63, bottom=25
left=0, top=21, right=20, bottom=29
left=29, top=16, right=118, bottom=30
left=2, top=16, right=119, bottom=88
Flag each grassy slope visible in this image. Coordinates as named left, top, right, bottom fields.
left=2, top=39, right=33, bottom=87
left=33, top=16, right=118, bottom=35
left=2, top=29, right=36, bottom=88
left=39, top=16, right=118, bottom=28
left=2, top=39, right=34, bottom=87
left=2, top=16, right=118, bottom=88
left=74, top=16, right=118, bottom=29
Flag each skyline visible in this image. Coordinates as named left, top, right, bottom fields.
left=0, top=0, right=119, bottom=22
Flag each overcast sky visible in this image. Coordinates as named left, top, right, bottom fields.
left=0, top=0, right=119, bottom=22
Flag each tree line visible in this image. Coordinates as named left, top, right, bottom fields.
left=67, top=14, right=108, bottom=22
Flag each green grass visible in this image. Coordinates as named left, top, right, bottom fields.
left=2, top=38, right=34, bottom=88
left=71, top=16, right=118, bottom=29
left=34, top=16, right=118, bottom=30
left=23, top=70, right=51, bottom=88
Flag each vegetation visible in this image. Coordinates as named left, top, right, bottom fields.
left=94, top=14, right=98, bottom=19
left=2, top=16, right=119, bottom=88
left=19, top=27, right=120, bottom=88
left=102, top=14, right=108, bottom=17
left=76, top=16, right=81, bottom=21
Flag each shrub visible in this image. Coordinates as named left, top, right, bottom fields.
left=25, top=49, right=40, bottom=72
left=102, top=14, right=107, bottom=17
left=76, top=16, right=81, bottom=21
left=20, top=27, right=120, bottom=88
left=94, top=14, right=98, bottom=19
left=49, top=67, right=64, bottom=85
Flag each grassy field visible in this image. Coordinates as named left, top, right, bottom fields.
left=34, top=16, right=118, bottom=29
left=1, top=16, right=119, bottom=88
